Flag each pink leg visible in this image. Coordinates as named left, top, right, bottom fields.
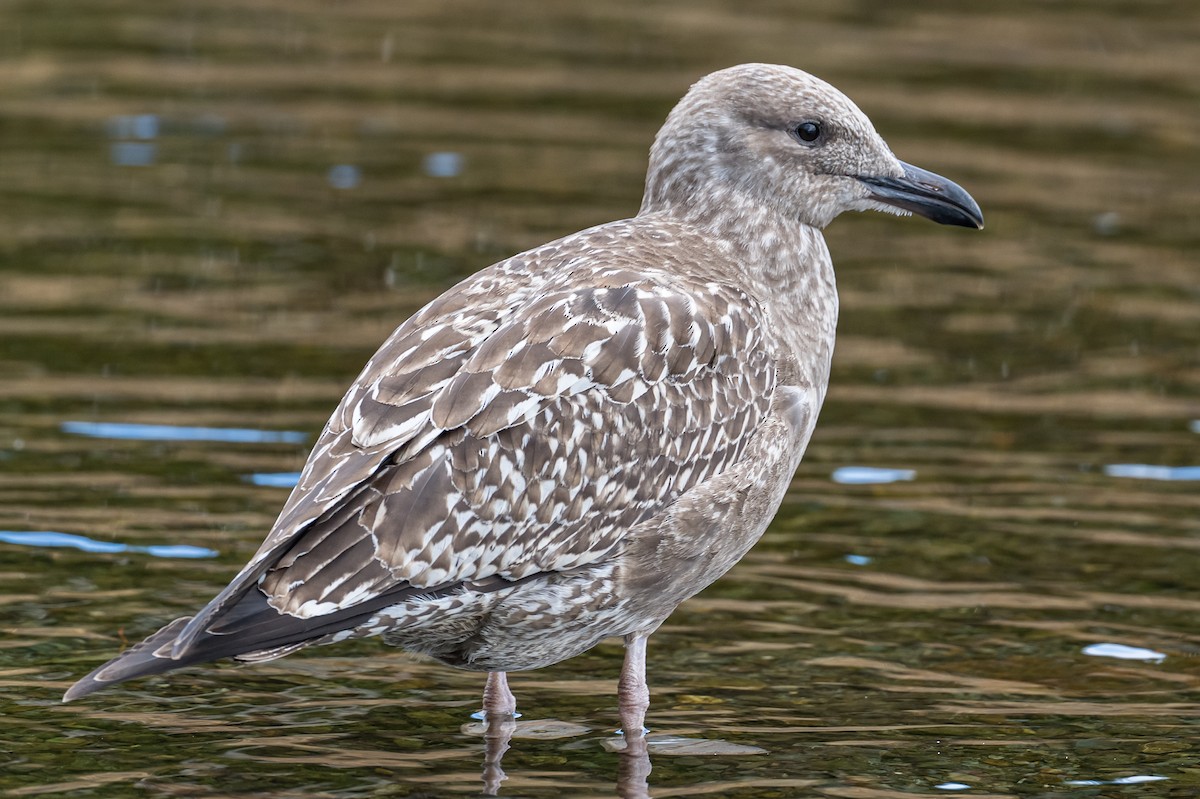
left=618, top=633, right=651, bottom=736
left=482, top=671, right=517, bottom=716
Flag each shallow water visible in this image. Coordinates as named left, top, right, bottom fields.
left=3, top=1, right=1199, bottom=797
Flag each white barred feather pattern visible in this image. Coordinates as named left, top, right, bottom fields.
left=254, top=243, right=776, bottom=618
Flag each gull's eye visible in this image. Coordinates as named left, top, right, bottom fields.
left=793, top=121, right=822, bottom=143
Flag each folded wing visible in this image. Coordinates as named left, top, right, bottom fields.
left=174, top=261, right=774, bottom=659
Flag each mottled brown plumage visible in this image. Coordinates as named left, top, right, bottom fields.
left=64, top=64, right=982, bottom=726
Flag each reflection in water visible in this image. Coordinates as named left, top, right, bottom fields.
left=60, top=421, right=308, bottom=444
left=1082, top=642, right=1167, bottom=663
left=1066, top=775, right=1169, bottom=786
left=109, top=142, right=157, bottom=166
left=1104, top=463, right=1200, bottom=481
left=0, top=530, right=217, bottom=558
left=327, top=164, right=362, bottom=190
left=470, top=713, right=643, bottom=797
left=616, top=733, right=652, bottom=799
left=423, top=152, right=465, bottom=178
left=243, top=472, right=303, bottom=488
left=472, top=715, right=765, bottom=799
left=107, top=113, right=159, bottom=166
left=830, top=466, right=916, bottom=485
left=480, top=712, right=516, bottom=796
left=106, top=114, right=159, bottom=140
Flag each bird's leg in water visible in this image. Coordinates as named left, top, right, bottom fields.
left=483, top=671, right=516, bottom=716
left=618, top=633, right=650, bottom=736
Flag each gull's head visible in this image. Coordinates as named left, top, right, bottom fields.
left=642, top=63, right=983, bottom=231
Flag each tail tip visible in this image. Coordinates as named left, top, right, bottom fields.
left=60, top=615, right=195, bottom=703
left=62, top=684, right=84, bottom=703
left=62, top=675, right=104, bottom=703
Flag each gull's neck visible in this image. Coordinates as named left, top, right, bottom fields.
left=639, top=187, right=840, bottom=399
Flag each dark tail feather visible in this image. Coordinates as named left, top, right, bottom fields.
left=62, top=571, right=532, bottom=702
left=63, top=616, right=197, bottom=702
left=62, top=580, right=437, bottom=703
left=171, top=476, right=386, bottom=658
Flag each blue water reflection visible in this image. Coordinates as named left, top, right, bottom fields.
left=110, top=142, right=157, bottom=166
left=107, top=114, right=159, bottom=139
left=244, top=472, right=302, bottom=488
left=0, top=530, right=216, bottom=559
left=1066, top=775, right=1168, bottom=786
left=1082, top=642, right=1166, bottom=663
left=327, top=164, right=361, bottom=189
left=831, top=466, right=916, bottom=485
left=423, top=151, right=464, bottom=177
left=1103, top=464, right=1200, bottom=481
left=108, top=113, right=159, bottom=166
left=61, top=421, right=307, bottom=444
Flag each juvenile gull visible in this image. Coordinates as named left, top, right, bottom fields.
left=64, top=64, right=982, bottom=732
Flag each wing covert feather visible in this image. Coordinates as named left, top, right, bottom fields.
left=187, top=256, right=777, bottom=632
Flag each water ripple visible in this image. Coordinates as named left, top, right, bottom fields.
left=243, top=472, right=303, bottom=488
left=1104, top=463, right=1200, bottom=481
left=61, top=421, right=307, bottom=444
left=1082, top=642, right=1167, bottom=663
left=831, top=466, right=916, bottom=485
left=0, top=530, right=217, bottom=558
left=1066, top=775, right=1168, bottom=786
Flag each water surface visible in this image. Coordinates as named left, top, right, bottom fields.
left=2, top=1, right=1199, bottom=797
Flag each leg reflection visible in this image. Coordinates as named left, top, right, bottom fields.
left=616, top=729, right=653, bottom=799
left=471, top=660, right=658, bottom=798
left=476, top=713, right=655, bottom=799
left=480, top=672, right=517, bottom=795
left=480, top=709, right=517, bottom=796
